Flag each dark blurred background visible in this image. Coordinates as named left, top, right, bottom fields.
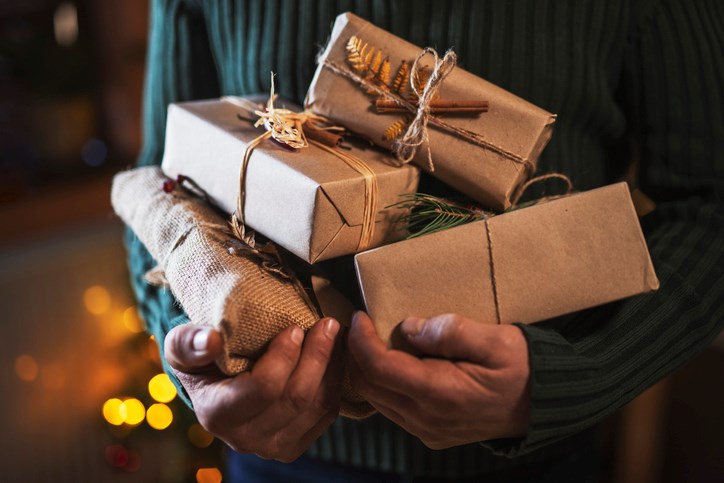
left=0, top=1, right=721, bottom=482
left=0, top=1, right=223, bottom=482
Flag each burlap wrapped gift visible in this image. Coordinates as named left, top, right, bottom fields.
left=112, top=166, right=373, bottom=418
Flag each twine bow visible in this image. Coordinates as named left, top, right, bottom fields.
left=395, top=48, right=457, bottom=170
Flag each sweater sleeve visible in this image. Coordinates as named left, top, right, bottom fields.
left=483, top=0, right=724, bottom=456
left=126, top=0, right=219, bottom=407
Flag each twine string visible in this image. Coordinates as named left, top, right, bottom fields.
left=510, top=173, right=574, bottom=207
left=395, top=48, right=457, bottom=170
left=482, top=215, right=502, bottom=325
left=483, top=173, right=573, bottom=324
left=321, top=56, right=533, bottom=173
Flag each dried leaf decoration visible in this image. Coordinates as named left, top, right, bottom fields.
left=346, top=36, right=391, bottom=94
left=412, top=67, right=430, bottom=97
left=391, top=61, right=410, bottom=94
left=346, top=35, right=433, bottom=141
left=383, top=115, right=412, bottom=141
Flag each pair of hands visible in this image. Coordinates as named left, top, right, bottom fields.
left=164, top=312, right=530, bottom=462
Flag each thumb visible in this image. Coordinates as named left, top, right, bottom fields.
left=164, top=324, right=224, bottom=373
left=398, top=314, right=493, bottom=361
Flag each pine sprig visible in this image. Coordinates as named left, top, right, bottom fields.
left=388, top=193, right=490, bottom=239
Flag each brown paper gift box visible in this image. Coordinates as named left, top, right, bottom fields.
left=161, top=98, right=420, bottom=264
left=354, top=182, right=660, bottom=344
left=306, top=12, right=556, bottom=211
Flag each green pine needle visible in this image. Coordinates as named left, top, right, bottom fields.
left=388, top=193, right=490, bottom=239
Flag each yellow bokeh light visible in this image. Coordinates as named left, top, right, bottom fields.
left=196, top=467, right=222, bottom=483
left=84, top=285, right=111, bottom=315
left=103, top=398, right=127, bottom=426
left=146, top=403, right=173, bottom=430
left=122, top=306, right=145, bottom=333
left=148, top=373, right=177, bottom=403
left=122, top=398, right=145, bottom=426
left=15, top=355, right=39, bottom=382
left=188, top=424, right=214, bottom=448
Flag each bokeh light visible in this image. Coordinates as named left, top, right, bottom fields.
left=148, top=373, right=177, bottom=403
left=103, top=398, right=127, bottom=426
left=122, top=398, right=145, bottom=426
left=188, top=424, right=214, bottom=448
left=122, top=306, right=145, bottom=333
left=105, top=444, right=129, bottom=468
left=196, top=467, right=222, bottom=483
left=146, top=403, right=173, bottom=430
left=83, top=285, right=111, bottom=315
left=53, top=2, right=78, bottom=47
left=81, top=138, right=108, bottom=167
left=14, top=355, right=39, bottom=382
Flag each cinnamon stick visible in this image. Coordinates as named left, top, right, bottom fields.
left=304, top=122, right=343, bottom=147
left=375, top=99, right=489, bottom=114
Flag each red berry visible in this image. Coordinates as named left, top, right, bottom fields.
left=162, top=179, right=176, bottom=193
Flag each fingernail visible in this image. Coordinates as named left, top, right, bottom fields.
left=352, top=311, right=363, bottom=326
left=401, top=317, right=426, bottom=337
left=192, top=329, right=210, bottom=352
left=291, top=326, right=304, bottom=345
left=324, top=318, right=340, bottom=338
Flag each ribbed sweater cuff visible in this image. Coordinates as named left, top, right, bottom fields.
left=480, top=323, right=594, bottom=457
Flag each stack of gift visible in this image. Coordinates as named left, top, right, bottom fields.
left=112, top=12, right=659, bottom=417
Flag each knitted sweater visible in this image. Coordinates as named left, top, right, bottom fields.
left=126, top=0, right=724, bottom=477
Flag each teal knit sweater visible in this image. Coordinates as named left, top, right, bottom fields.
left=126, top=0, right=724, bottom=477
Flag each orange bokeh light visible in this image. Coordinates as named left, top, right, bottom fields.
left=15, top=355, right=39, bottom=382
left=84, top=285, right=111, bottom=315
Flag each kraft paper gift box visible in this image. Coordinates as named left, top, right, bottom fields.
left=354, top=182, right=660, bottom=344
left=161, top=98, right=420, bottom=264
left=306, top=12, right=556, bottom=211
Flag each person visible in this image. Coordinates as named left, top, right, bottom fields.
left=126, top=0, right=724, bottom=481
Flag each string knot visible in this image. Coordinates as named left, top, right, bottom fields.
left=394, top=48, right=457, bottom=171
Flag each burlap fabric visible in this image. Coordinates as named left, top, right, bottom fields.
left=112, top=166, right=373, bottom=418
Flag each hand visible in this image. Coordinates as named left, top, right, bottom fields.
left=347, top=312, right=530, bottom=449
left=164, top=318, right=344, bottom=462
